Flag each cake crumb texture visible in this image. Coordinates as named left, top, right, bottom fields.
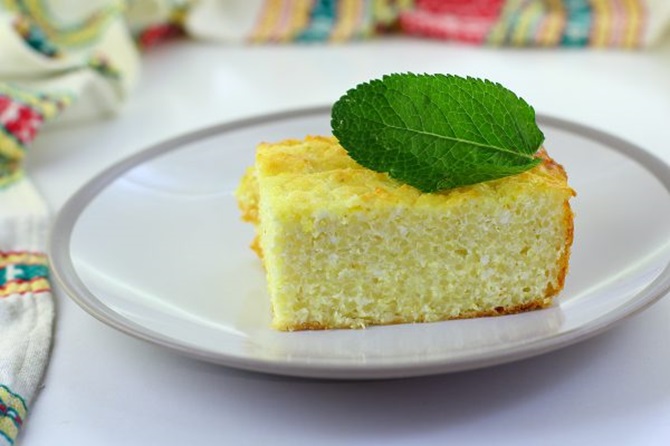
left=235, top=136, right=575, bottom=331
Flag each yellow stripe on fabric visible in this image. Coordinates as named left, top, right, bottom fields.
left=622, top=0, right=643, bottom=48
left=0, top=386, right=27, bottom=421
left=269, top=0, right=289, bottom=42
left=0, top=385, right=27, bottom=444
left=250, top=0, right=283, bottom=43
left=0, top=0, right=19, bottom=10
left=0, top=134, right=24, bottom=163
left=282, top=0, right=311, bottom=42
left=0, top=278, right=50, bottom=297
left=330, top=0, right=362, bottom=42
left=373, top=0, right=397, bottom=26
left=271, top=0, right=298, bottom=42
left=17, top=0, right=123, bottom=48
left=0, top=417, right=19, bottom=445
left=511, top=1, right=543, bottom=47
left=487, top=0, right=524, bottom=45
left=0, top=253, right=47, bottom=268
left=538, top=0, right=565, bottom=46
left=169, top=1, right=191, bottom=27
left=590, top=0, right=612, bottom=47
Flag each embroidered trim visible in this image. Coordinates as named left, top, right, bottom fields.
left=0, top=83, right=74, bottom=121
left=561, top=0, right=592, bottom=46
left=4, top=0, right=123, bottom=48
left=331, top=0, right=366, bottom=42
left=0, top=0, right=651, bottom=48
left=400, top=0, right=645, bottom=47
left=136, top=2, right=190, bottom=49
left=0, top=167, right=23, bottom=189
left=536, top=0, right=565, bottom=47
left=87, top=53, right=122, bottom=80
left=137, top=23, right=184, bottom=49
left=13, top=14, right=62, bottom=58
left=0, top=252, right=49, bottom=298
left=0, top=385, right=28, bottom=445
left=589, top=0, right=644, bottom=48
left=251, top=0, right=284, bottom=43
left=0, top=84, right=74, bottom=167
left=296, top=0, right=339, bottom=42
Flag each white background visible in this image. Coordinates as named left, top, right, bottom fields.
left=23, top=38, right=670, bottom=445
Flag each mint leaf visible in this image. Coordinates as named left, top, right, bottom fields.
left=331, top=73, right=544, bottom=192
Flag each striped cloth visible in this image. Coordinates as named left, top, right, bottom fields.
left=182, top=0, right=668, bottom=47
left=0, top=180, right=53, bottom=446
left=1, top=0, right=669, bottom=444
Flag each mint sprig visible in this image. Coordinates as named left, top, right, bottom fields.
left=331, top=73, right=544, bottom=193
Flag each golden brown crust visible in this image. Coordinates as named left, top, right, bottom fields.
left=551, top=200, right=575, bottom=296
left=250, top=235, right=263, bottom=259
left=275, top=298, right=554, bottom=331
left=537, top=147, right=565, bottom=174
left=540, top=149, right=575, bottom=299
left=235, top=167, right=260, bottom=224
left=239, top=205, right=258, bottom=224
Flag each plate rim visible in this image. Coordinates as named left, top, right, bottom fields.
left=49, top=105, right=670, bottom=379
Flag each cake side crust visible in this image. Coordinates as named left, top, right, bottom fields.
left=277, top=299, right=551, bottom=331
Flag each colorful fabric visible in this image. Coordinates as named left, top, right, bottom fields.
left=182, top=0, right=669, bottom=46
left=398, top=0, right=650, bottom=48
left=0, top=1, right=667, bottom=141
left=0, top=177, right=53, bottom=446
left=0, top=84, right=73, bottom=175
left=0, top=1, right=669, bottom=444
left=0, top=385, right=27, bottom=445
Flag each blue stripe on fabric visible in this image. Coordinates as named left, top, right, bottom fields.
left=0, top=264, right=48, bottom=286
left=296, top=0, right=338, bottom=42
left=561, top=0, right=592, bottom=46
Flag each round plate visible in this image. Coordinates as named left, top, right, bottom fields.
left=50, top=106, right=670, bottom=379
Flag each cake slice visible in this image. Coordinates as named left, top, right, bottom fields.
left=236, top=136, right=575, bottom=331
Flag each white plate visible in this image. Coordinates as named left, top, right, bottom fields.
left=50, top=106, right=670, bottom=379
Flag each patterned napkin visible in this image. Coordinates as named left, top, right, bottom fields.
left=1, top=1, right=668, bottom=444
left=0, top=179, right=52, bottom=446
left=1, top=3, right=137, bottom=444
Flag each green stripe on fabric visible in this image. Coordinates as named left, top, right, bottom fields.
left=296, top=0, right=338, bottom=42
left=0, top=387, right=27, bottom=413
left=561, top=0, right=592, bottom=46
left=0, top=264, right=49, bottom=286
left=0, top=428, right=16, bottom=445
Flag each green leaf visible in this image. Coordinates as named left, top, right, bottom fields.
left=331, top=73, right=544, bottom=193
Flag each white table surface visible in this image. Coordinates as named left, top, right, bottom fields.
left=21, top=38, right=670, bottom=445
